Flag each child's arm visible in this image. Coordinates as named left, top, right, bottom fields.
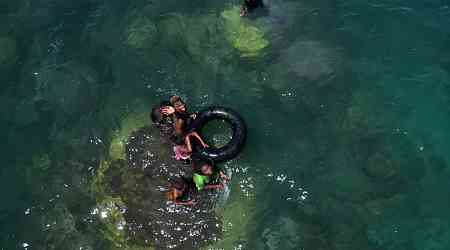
left=204, top=183, right=224, bottom=190
left=174, top=200, right=196, bottom=206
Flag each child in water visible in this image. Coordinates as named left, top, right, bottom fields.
left=192, top=158, right=230, bottom=191
left=160, top=96, right=209, bottom=160
left=151, top=100, right=175, bottom=135
left=240, top=0, right=264, bottom=17
left=166, top=177, right=197, bottom=205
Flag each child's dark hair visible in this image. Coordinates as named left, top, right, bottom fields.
left=193, top=157, right=215, bottom=173
left=170, top=177, right=187, bottom=190
left=166, top=177, right=187, bottom=201
left=169, top=95, right=183, bottom=105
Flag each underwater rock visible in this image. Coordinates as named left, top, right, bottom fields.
left=41, top=204, right=96, bottom=250
left=22, top=153, right=52, bottom=187
left=157, top=14, right=186, bottom=48
left=363, top=134, right=425, bottom=190
left=90, top=197, right=131, bottom=249
left=221, top=7, right=269, bottom=57
left=361, top=194, right=404, bottom=219
left=184, top=14, right=230, bottom=59
left=100, top=97, right=153, bottom=162
left=342, top=88, right=390, bottom=138
left=94, top=124, right=222, bottom=249
left=260, top=217, right=301, bottom=250
left=124, top=13, right=159, bottom=50
left=91, top=159, right=156, bottom=249
left=33, top=61, right=98, bottom=117
left=280, top=40, right=341, bottom=84
left=108, top=110, right=150, bottom=161
left=364, top=152, right=398, bottom=180
left=32, top=153, right=51, bottom=171
left=0, top=36, right=17, bottom=67
left=207, top=189, right=258, bottom=249
left=125, top=126, right=177, bottom=173
left=157, top=13, right=231, bottom=61
left=320, top=163, right=375, bottom=202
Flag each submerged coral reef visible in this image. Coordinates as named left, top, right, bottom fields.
left=221, top=7, right=269, bottom=57
left=3, top=1, right=450, bottom=250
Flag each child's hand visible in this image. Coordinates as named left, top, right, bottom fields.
left=160, top=106, right=175, bottom=115
left=175, top=200, right=196, bottom=206
left=220, top=171, right=230, bottom=181
left=206, top=184, right=224, bottom=190
left=220, top=172, right=230, bottom=185
left=186, top=200, right=196, bottom=206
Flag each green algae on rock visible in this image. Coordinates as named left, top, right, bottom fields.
left=90, top=159, right=155, bottom=250
left=260, top=217, right=302, bottom=250
left=92, top=197, right=134, bottom=249
left=41, top=204, right=93, bottom=249
left=221, top=7, right=269, bottom=57
left=32, top=153, right=51, bottom=171
left=124, top=12, right=159, bottom=50
left=23, top=153, right=52, bottom=185
left=157, top=13, right=231, bottom=61
left=206, top=181, right=261, bottom=249
left=108, top=110, right=149, bottom=161
left=91, top=113, right=222, bottom=249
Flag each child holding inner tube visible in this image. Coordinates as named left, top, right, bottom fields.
left=160, top=96, right=209, bottom=161
left=192, top=158, right=230, bottom=191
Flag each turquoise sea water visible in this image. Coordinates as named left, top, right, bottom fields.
left=1, top=0, right=450, bottom=249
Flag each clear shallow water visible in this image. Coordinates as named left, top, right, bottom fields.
left=1, top=0, right=450, bottom=249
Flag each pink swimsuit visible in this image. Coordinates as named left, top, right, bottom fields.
left=174, top=145, right=191, bottom=160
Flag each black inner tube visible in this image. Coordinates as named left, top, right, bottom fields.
left=189, top=106, right=247, bottom=162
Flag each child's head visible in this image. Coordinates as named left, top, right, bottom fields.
left=170, top=95, right=187, bottom=113
left=166, top=178, right=186, bottom=201
left=194, top=158, right=214, bottom=176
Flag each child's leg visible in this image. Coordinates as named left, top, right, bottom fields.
left=189, top=132, right=208, bottom=147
